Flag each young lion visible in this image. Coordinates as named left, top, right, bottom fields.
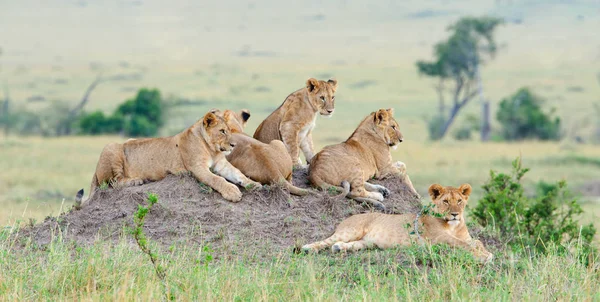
left=215, top=109, right=309, bottom=196
left=308, top=108, right=418, bottom=210
left=253, top=78, right=338, bottom=167
left=302, top=183, right=494, bottom=263
left=76, top=111, right=261, bottom=206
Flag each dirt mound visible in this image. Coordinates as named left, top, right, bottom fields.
left=16, top=168, right=421, bottom=253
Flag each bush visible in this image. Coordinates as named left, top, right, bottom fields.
left=471, top=158, right=595, bottom=260
left=426, top=115, right=445, bottom=140
left=496, top=88, right=561, bottom=141
left=78, top=88, right=163, bottom=137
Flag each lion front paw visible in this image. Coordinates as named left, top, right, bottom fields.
left=245, top=181, right=262, bottom=190
left=221, top=183, right=243, bottom=202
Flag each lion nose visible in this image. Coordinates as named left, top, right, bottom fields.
left=398, top=138, right=403, bottom=143
left=451, top=212, right=459, bottom=217
left=327, top=109, right=334, bottom=114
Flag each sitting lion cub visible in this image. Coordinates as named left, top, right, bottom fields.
left=302, top=183, right=493, bottom=263
left=308, top=108, right=418, bottom=210
left=76, top=111, right=260, bottom=205
left=215, top=109, right=309, bottom=196
left=253, top=78, right=338, bottom=167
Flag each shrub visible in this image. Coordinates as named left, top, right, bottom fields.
left=496, top=88, right=561, bottom=141
left=78, top=88, right=163, bottom=137
left=471, top=158, right=595, bottom=260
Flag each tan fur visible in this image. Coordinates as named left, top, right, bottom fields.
left=77, top=111, right=260, bottom=204
left=302, top=184, right=493, bottom=263
left=308, top=108, right=419, bottom=210
left=216, top=109, right=309, bottom=196
left=253, top=78, right=338, bottom=167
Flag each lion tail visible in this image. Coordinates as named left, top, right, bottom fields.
left=284, top=180, right=310, bottom=196
left=75, top=174, right=98, bottom=208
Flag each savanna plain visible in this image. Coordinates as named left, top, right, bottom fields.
left=1, top=0, right=600, bottom=300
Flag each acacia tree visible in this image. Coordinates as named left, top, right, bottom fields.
left=417, top=16, right=503, bottom=140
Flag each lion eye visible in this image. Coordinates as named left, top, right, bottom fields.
left=391, top=125, right=396, bottom=130
left=443, top=200, right=449, bottom=205
left=220, top=129, right=226, bottom=134
left=332, top=96, right=335, bottom=100
left=320, top=96, right=325, bottom=102
left=458, top=199, right=463, bottom=204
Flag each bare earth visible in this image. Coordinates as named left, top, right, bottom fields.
left=15, top=168, right=421, bottom=254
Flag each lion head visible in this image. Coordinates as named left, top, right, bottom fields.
left=200, top=111, right=235, bottom=155
left=218, top=109, right=251, bottom=134
left=306, top=78, right=338, bottom=117
left=428, top=183, right=472, bottom=226
left=373, top=108, right=404, bottom=150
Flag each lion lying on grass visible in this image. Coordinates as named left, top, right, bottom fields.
left=76, top=111, right=261, bottom=206
left=302, top=183, right=493, bottom=263
left=308, top=108, right=418, bottom=210
left=215, top=109, right=309, bottom=195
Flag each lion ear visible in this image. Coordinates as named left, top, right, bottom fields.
left=306, top=78, right=320, bottom=92
left=386, top=108, right=394, bottom=115
left=240, top=109, right=251, bottom=123
left=209, top=108, right=221, bottom=114
left=374, top=109, right=388, bottom=124
left=459, top=184, right=472, bottom=197
left=203, top=112, right=219, bottom=129
left=327, top=78, right=338, bottom=92
left=428, top=184, right=444, bottom=200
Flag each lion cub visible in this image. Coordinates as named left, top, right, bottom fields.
left=215, top=109, right=309, bottom=196
left=302, top=183, right=493, bottom=263
left=77, top=111, right=260, bottom=205
left=253, top=78, right=338, bottom=167
left=308, top=108, right=418, bottom=210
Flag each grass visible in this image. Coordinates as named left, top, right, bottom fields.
left=1, top=232, right=599, bottom=300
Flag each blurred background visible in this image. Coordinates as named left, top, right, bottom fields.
left=1, top=0, right=599, bottom=226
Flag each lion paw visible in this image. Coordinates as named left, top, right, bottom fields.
left=245, top=181, right=262, bottom=190
left=378, top=187, right=391, bottom=198
left=121, top=178, right=144, bottom=187
left=221, top=183, right=243, bottom=202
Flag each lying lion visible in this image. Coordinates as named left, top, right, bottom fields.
left=215, top=109, right=309, bottom=196
left=76, top=111, right=261, bottom=206
left=302, top=183, right=493, bottom=263
left=308, top=108, right=418, bottom=210
left=253, top=78, right=338, bottom=168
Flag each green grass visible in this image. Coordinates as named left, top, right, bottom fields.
left=1, top=233, right=598, bottom=300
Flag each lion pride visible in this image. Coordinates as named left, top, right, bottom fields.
left=253, top=78, right=338, bottom=167
left=308, top=108, right=419, bottom=210
left=76, top=111, right=260, bottom=205
left=302, top=183, right=494, bottom=263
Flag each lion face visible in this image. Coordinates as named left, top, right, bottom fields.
left=428, top=184, right=472, bottom=225
left=217, top=109, right=251, bottom=134
left=373, top=108, right=404, bottom=149
left=202, top=112, right=235, bottom=155
left=306, top=78, right=338, bottom=117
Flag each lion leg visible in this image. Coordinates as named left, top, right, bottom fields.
left=212, top=158, right=261, bottom=189
left=302, top=229, right=363, bottom=253
left=332, top=240, right=372, bottom=252
left=364, top=182, right=391, bottom=198
left=299, top=130, right=315, bottom=165
left=432, top=233, right=493, bottom=263
left=190, top=166, right=243, bottom=202
left=279, top=122, right=302, bottom=167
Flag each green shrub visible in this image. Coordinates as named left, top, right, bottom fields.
left=496, top=88, right=561, bottom=141
left=471, top=158, right=595, bottom=260
left=78, top=88, right=163, bottom=137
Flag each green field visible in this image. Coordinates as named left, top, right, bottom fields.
left=2, top=0, right=600, bottom=300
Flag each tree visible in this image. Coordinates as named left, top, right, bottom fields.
left=496, top=88, right=561, bottom=141
left=416, top=16, right=503, bottom=140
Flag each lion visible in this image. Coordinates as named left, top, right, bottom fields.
left=308, top=108, right=419, bottom=211
left=302, top=183, right=494, bottom=263
left=214, top=108, right=309, bottom=196
left=253, top=77, right=338, bottom=167
left=75, top=111, right=261, bottom=206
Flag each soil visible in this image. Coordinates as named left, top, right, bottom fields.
left=15, top=168, right=422, bottom=254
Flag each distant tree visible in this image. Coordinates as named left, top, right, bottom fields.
left=416, top=16, right=503, bottom=140
left=496, top=88, right=561, bottom=141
